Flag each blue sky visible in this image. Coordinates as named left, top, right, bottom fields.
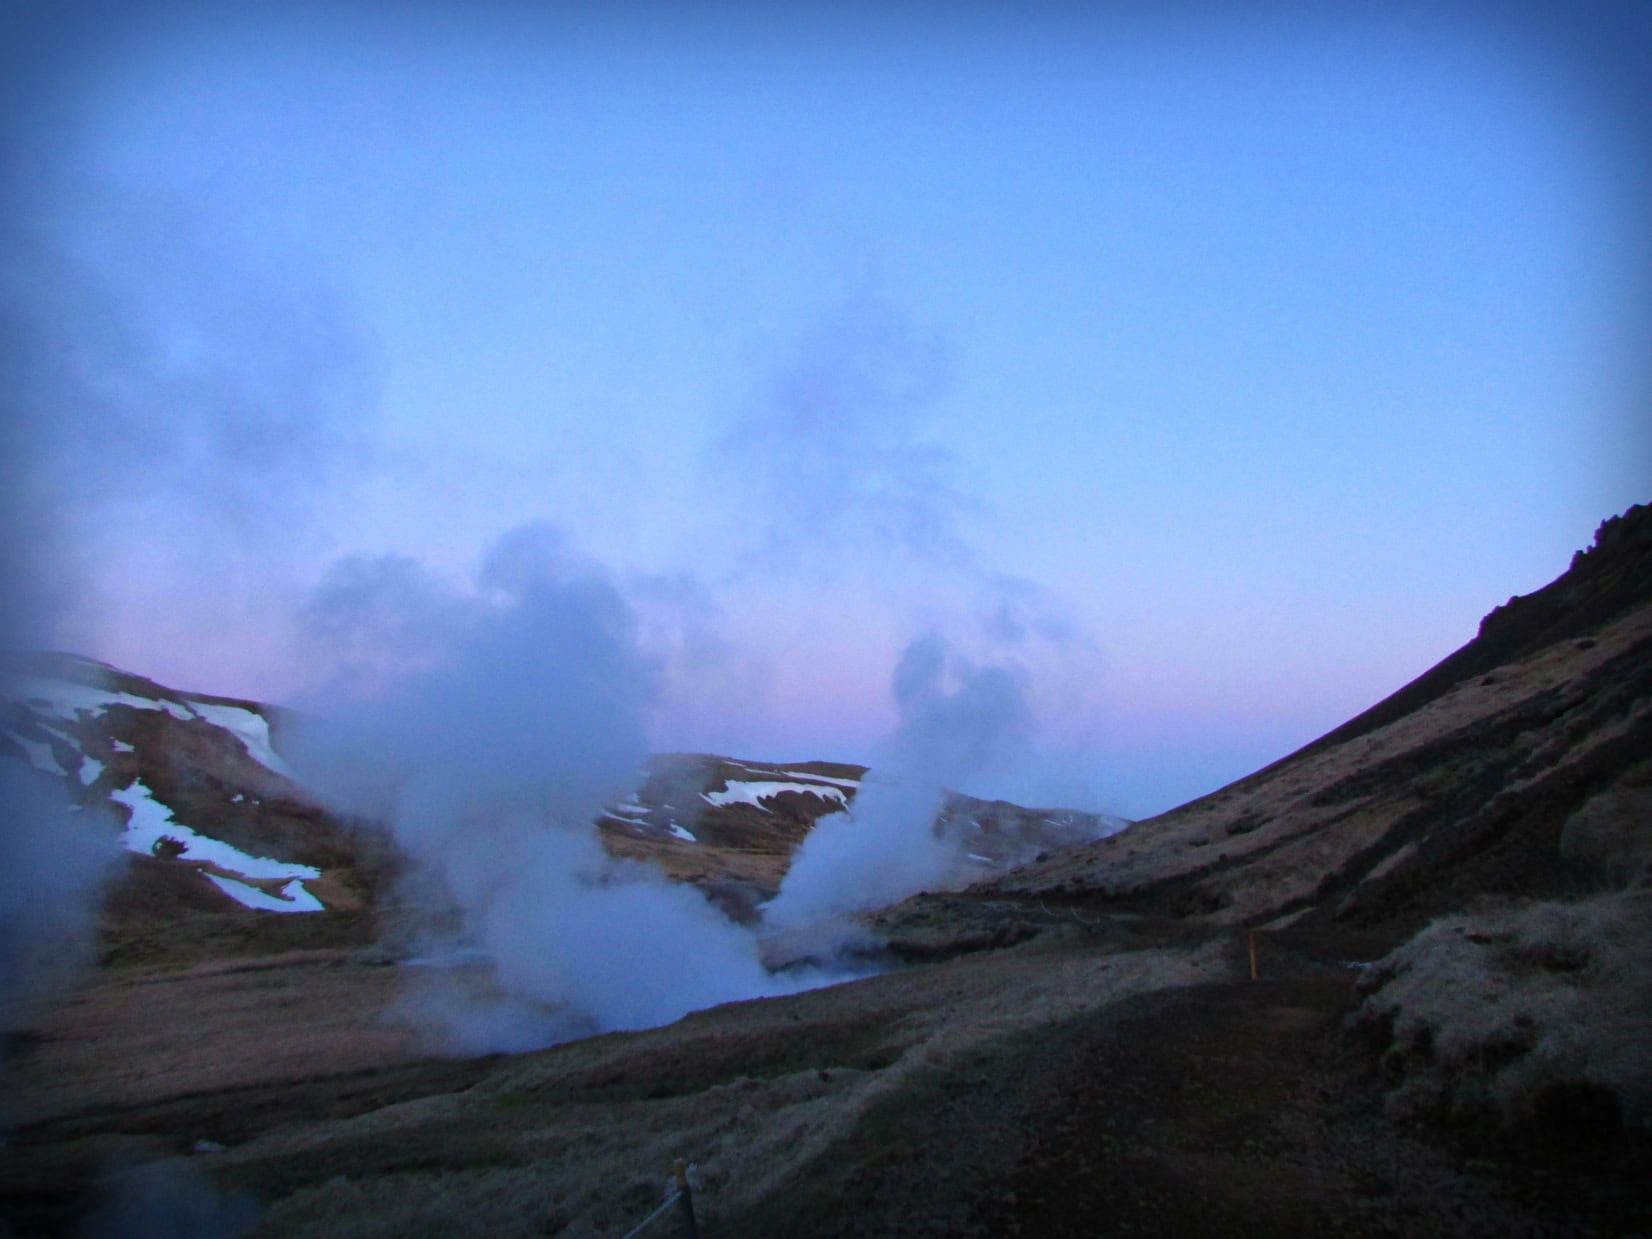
left=7, top=2, right=1648, bottom=816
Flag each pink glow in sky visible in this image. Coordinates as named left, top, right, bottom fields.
left=4, top=2, right=1648, bottom=817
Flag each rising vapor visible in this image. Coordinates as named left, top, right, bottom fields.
left=726, top=301, right=1117, bottom=929
left=723, top=295, right=974, bottom=569
left=292, top=523, right=837, bottom=1053
left=0, top=764, right=117, bottom=1029
left=763, top=631, right=1034, bottom=929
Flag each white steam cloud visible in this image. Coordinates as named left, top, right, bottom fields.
left=0, top=764, right=118, bottom=1027
left=0, top=90, right=373, bottom=1047
left=0, top=109, right=130, bottom=1045
left=729, top=300, right=1116, bottom=931
left=763, top=631, right=1033, bottom=929
left=1, top=123, right=379, bottom=694
left=723, top=295, right=975, bottom=570
left=292, top=523, right=842, bottom=1054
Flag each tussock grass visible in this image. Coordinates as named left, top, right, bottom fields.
left=1354, top=890, right=1652, bottom=1142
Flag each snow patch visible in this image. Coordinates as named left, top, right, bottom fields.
left=187, top=702, right=295, bottom=778
left=702, top=780, right=850, bottom=813
left=780, top=770, right=861, bottom=789
left=4, top=730, right=65, bottom=776
left=203, top=873, right=325, bottom=914
left=17, top=677, right=198, bottom=723
left=78, top=756, right=104, bottom=786
left=604, top=797, right=651, bottom=822
left=667, top=822, right=697, bottom=842
left=108, top=779, right=323, bottom=911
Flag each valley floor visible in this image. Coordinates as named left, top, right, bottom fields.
left=3, top=921, right=1645, bottom=1237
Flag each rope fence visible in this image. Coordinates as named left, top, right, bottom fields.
left=619, top=1160, right=699, bottom=1239
left=1037, top=898, right=1100, bottom=927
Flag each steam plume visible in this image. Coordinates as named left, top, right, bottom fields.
left=2, top=132, right=378, bottom=694
left=293, top=523, right=821, bottom=1053
left=763, top=632, right=1032, bottom=929
left=723, top=295, right=974, bottom=569
left=0, top=764, right=118, bottom=1026
left=726, top=302, right=1115, bottom=930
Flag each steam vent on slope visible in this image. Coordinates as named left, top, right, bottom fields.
left=3, top=502, right=1651, bottom=1237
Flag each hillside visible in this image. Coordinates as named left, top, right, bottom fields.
left=1, top=504, right=1648, bottom=1237
left=982, top=501, right=1652, bottom=936
left=0, top=659, right=1116, bottom=967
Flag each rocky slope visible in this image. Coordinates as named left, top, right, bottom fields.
left=885, top=500, right=1652, bottom=1155
left=1, top=504, right=1647, bottom=1237
left=978, top=501, right=1652, bottom=935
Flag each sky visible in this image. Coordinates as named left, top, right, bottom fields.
left=3, top=1, right=1648, bottom=818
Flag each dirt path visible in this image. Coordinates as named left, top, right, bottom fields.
left=719, top=963, right=1646, bottom=1238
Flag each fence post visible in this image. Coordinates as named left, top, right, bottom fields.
left=672, top=1159, right=699, bottom=1239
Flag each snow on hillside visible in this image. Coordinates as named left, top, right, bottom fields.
left=7, top=673, right=293, bottom=782
left=108, top=780, right=324, bottom=913
left=703, top=780, right=852, bottom=812
left=2, top=660, right=327, bottom=915
left=186, top=701, right=295, bottom=778
left=11, top=675, right=200, bottom=724
left=4, top=658, right=1119, bottom=926
left=780, top=769, right=861, bottom=789
left=602, top=796, right=651, bottom=824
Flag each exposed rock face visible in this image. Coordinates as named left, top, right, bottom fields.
left=1304, top=500, right=1652, bottom=756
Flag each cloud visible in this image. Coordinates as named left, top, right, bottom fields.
left=296, top=554, right=482, bottom=704
left=293, top=522, right=656, bottom=825
left=712, top=293, right=1121, bottom=929
left=0, top=121, right=379, bottom=684
left=886, top=631, right=1033, bottom=784
left=10, top=184, right=374, bottom=506
left=721, top=296, right=977, bottom=570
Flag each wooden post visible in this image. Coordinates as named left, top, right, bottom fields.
left=673, top=1159, right=699, bottom=1239
left=1247, top=931, right=1258, bottom=981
